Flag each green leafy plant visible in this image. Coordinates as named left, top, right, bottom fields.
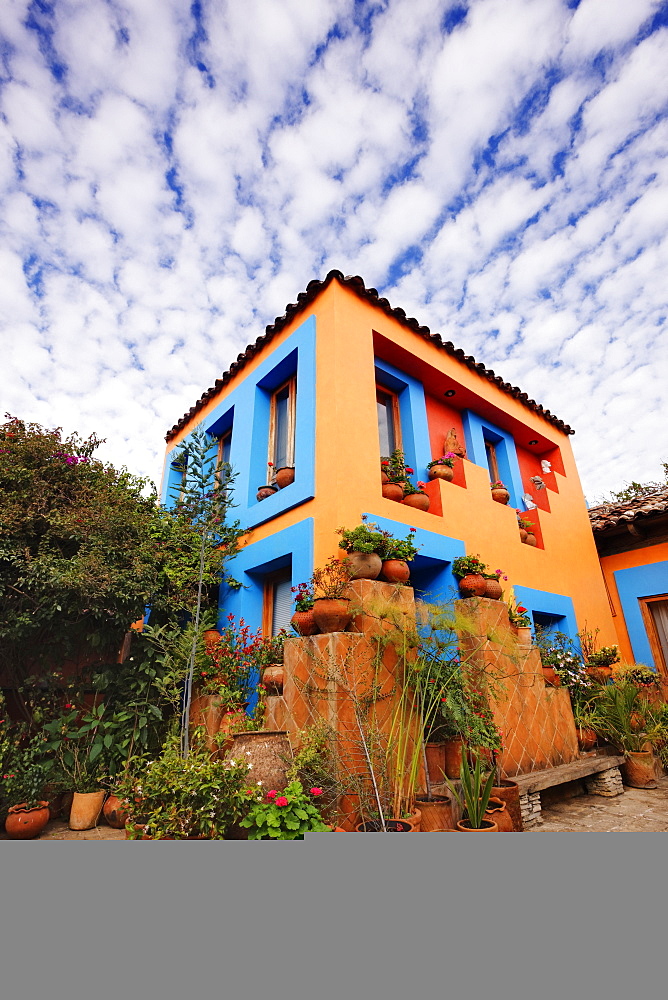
left=446, top=751, right=496, bottom=828
left=311, top=557, right=355, bottom=599
left=380, top=449, right=412, bottom=484
left=490, top=481, right=506, bottom=490
left=239, top=780, right=330, bottom=839
left=336, top=522, right=387, bottom=554
left=402, top=479, right=428, bottom=497
left=291, top=582, right=315, bottom=612
left=426, top=453, right=456, bottom=470
left=588, top=645, right=620, bottom=668
left=516, top=510, right=534, bottom=531
left=376, top=527, right=419, bottom=562
left=613, top=663, right=658, bottom=687
left=451, top=554, right=488, bottom=578
left=591, top=682, right=661, bottom=755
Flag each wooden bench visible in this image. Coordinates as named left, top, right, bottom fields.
left=513, top=754, right=626, bottom=828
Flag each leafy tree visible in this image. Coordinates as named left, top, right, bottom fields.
left=593, top=461, right=668, bottom=506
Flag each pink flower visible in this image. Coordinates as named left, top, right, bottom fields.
left=275, top=796, right=289, bottom=807
left=310, top=787, right=323, bottom=796
left=266, top=790, right=278, bottom=799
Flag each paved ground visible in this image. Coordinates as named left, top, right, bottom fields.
left=534, top=774, right=668, bottom=832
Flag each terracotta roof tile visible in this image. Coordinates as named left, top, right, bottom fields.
left=588, top=487, right=668, bottom=533
left=165, top=270, right=575, bottom=442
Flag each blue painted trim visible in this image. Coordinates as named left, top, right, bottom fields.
left=614, top=560, right=668, bottom=667
left=513, top=585, right=579, bottom=646
left=363, top=512, right=466, bottom=605
left=461, top=411, right=524, bottom=509
left=374, top=358, right=432, bottom=482
left=161, top=316, right=317, bottom=530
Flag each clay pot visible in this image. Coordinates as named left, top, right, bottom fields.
left=257, top=485, right=278, bottom=501
left=524, top=532, right=537, bottom=546
left=190, top=693, right=226, bottom=751
left=5, top=802, right=50, bottom=839
left=69, top=790, right=106, bottom=831
left=262, top=664, right=284, bottom=694
left=381, top=483, right=404, bottom=502
left=415, top=794, right=455, bottom=831
left=519, top=528, right=528, bottom=543
left=355, top=819, right=413, bottom=832
left=404, top=808, right=422, bottom=831
left=443, top=737, right=465, bottom=778
left=381, top=559, right=410, bottom=584
left=576, top=727, right=598, bottom=752
left=491, top=488, right=510, bottom=504
left=291, top=609, right=319, bottom=636
left=346, top=551, right=382, bottom=580
left=456, top=818, right=498, bottom=832
left=516, top=627, right=532, bottom=646
left=586, top=665, right=613, bottom=684
left=484, top=578, right=503, bottom=600
left=225, top=731, right=292, bottom=792
left=428, top=465, right=454, bottom=482
left=490, top=780, right=523, bottom=831
left=103, top=794, right=129, bottom=830
left=457, top=573, right=487, bottom=598
left=203, top=629, right=221, bottom=652
left=381, top=470, right=390, bottom=484
left=621, top=751, right=658, bottom=789
left=312, top=597, right=353, bottom=633
left=542, top=666, right=561, bottom=687
left=274, top=467, right=295, bottom=489
left=403, top=492, right=430, bottom=512
left=425, top=742, right=446, bottom=784
left=484, top=796, right=514, bottom=832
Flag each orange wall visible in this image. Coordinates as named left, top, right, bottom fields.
left=599, top=543, right=668, bottom=663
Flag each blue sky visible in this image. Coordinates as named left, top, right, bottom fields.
left=1, top=0, right=667, bottom=501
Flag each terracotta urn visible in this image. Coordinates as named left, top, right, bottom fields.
left=5, top=802, right=50, bottom=839
left=403, top=492, right=430, bottom=512
left=257, top=485, right=278, bottom=501
left=491, top=488, right=510, bottom=504
left=490, top=779, right=523, bottom=831
left=425, top=741, right=446, bottom=784
left=262, top=664, right=284, bottom=694
left=519, top=528, right=528, bottom=543
left=346, top=551, right=382, bottom=580
left=456, top=818, right=498, bottom=832
left=414, top=794, right=455, bottom=831
left=484, top=796, right=514, bottom=832
left=291, top=609, right=319, bottom=636
left=103, top=794, right=130, bottom=830
left=381, top=482, right=404, bottom=502
left=457, top=573, right=487, bottom=598
left=621, top=751, right=658, bottom=789
left=312, top=597, right=353, bottom=633
left=224, top=731, right=292, bottom=792
left=443, top=737, right=465, bottom=778
left=542, top=666, right=561, bottom=687
left=381, top=470, right=390, bottom=484
left=274, top=467, right=295, bottom=489
left=381, top=559, right=411, bottom=584
left=576, top=727, right=598, bottom=752
left=524, top=532, right=537, bottom=546
left=355, top=819, right=413, bottom=832
left=69, top=790, right=106, bottom=831
left=428, top=465, right=454, bottom=482
left=484, top=578, right=503, bottom=600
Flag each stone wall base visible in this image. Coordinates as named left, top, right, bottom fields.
left=585, top=766, right=624, bottom=797
left=519, top=791, right=543, bottom=830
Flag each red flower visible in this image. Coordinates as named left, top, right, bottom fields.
left=406, top=467, right=414, bottom=474
left=266, top=790, right=278, bottom=799
left=275, top=796, right=289, bottom=807
left=517, top=606, right=527, bottom=614
left=310, top=787, right=323, bottom=796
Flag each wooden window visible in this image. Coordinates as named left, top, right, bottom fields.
left=263, top=569, right=293, bottom=637
left=216, top=430, right=232, bottom=492
left=485, top=440, right=500, bottom=483
left=376, top=385, right=401, bottom=457
left=269, top=377, right=296, bottom=475
left=639, top=596, right=668, bottom=676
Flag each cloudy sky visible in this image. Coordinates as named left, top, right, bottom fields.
left=1, top=0, right=667, bottom=502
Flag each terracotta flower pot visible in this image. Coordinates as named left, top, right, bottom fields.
left=274, top=467, right=295, bottom=489
left=443, top=737, right=465, bottom=778
left=404, top=808, right=422, bottom=831
left=403, top=493, right=430, bottom=512
left=355, top=819, right=413, bottom=832
left=225, top=731, right=292, bottom=792
left=415, top=794, right=455, bottom=831
left=456, top=818, right=498, bottom=831
left=381, top=483, right=404, bottom=502
left=524, top=532, right=537, bottom=546
left=103, top=794, right=130, bottom=829
left=542, top=666, right=561, bottom=687
left=484, top=796, right=514, bottom=832
left=491, top=488, right=510, bottom=504
left=490, top=780, right=523, bottom=831
left=428, top=465, right=454, bottom=482
left=381, top=470, right=390, bottom=484
left=312, top=597, right=353, bottom=633
left=457, top=573, right=486, bottom=598
left=484, top=578, right=503, bottom=600
left=516, top=627, right=532, bottom=646
left=262, top=664, right=284, bottom=694
left=381, top=559, right=410, bottom=584
left=621, top=751, right=658, bottom=789
left=519, top=528, right=528, bottom=543
left=5, top=802, right=50, bottom=839
left=69, top=790, right=106, bottom=831
left=425, top=742, right=446, bottom=784
left=586, top=665, right=612, bottom=684
left=346, top=551, right=382, bottom=580
left=257, top=485, right=278, bottom=501
left=291, top=609, right=319, bottom=636
left=576, top=727, right=598, bottom=752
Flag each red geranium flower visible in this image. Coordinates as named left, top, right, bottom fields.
left=266, top=790, right=278, bottom=799
left=275, top=796, right=289, bottom=807
left=309, top=787, right=323, bottom=796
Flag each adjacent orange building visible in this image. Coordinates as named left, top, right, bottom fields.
left=162, top=270, right=616, bottom=650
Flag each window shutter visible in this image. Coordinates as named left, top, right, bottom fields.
left=272, top=577, right=293, bottom=635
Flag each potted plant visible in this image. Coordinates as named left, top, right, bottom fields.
left=482, top=568, right=507, bottom=600
left=290, top=582, right=318, bottom=636
left=490, top=480, right=510, bottom=504
left=380, top=449, right=411, bottom=502
left=310, top=557, right=356, bottom=632
left=446, top=752, right=498, bottom=831
left=591, top=682, right=661, bottom=788
left=402, top=479, right=430, bottom=512
left=238, top=780, right=330, bottom=839
left=268, top=461, right=294, bottom=489
left=376, top=527, right=419, bottom=583
left=586, top=644, right=620, bottom=683
left=426, top=453, right=456, bottom=482
left=3, top=758, right=51, bottom=839
left=452, top=554, right=488, bottom=597
left=43, top=704, right=109, bottom=830
left=573, top=703, right=599, bottom=752
left=336, top=520, right=386, bottom=580
left=256, top=484, right=279, bottom=501
left=516, top=510, right=536, bottom=545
